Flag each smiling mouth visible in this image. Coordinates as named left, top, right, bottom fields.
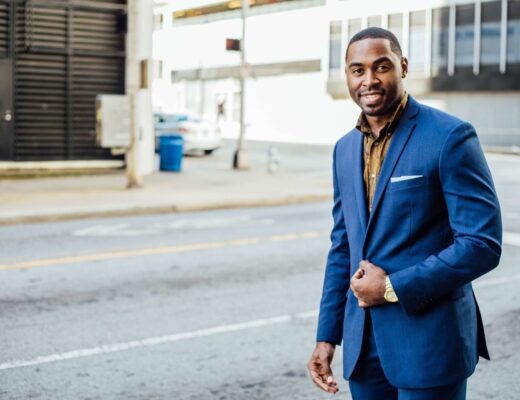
left=360, top=92, right=384, bottom=103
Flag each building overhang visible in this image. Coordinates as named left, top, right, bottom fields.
left=171, top=59, right=321, bottom=81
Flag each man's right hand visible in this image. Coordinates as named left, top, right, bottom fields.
left=307, top=341, right=339, bottom=394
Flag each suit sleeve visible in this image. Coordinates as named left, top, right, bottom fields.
left=316, top=143, right=351, bottom=345
left=390, top=122, right=502, bottom=316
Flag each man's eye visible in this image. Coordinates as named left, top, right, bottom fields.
left=352, top=69, right=363, bottom=75
left=377, top=65, right=390, bottom=72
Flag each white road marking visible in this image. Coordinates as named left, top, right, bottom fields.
left=1, top=264, right=517, bottom=372
left=72, top=216, right=274, bottom=237
left=72, top=223, right=130, bottom=237
left=0, top=311, right=318, bottom=371
left=503, top=231, right=520, bottom=247
left=294, top=310, right=319, bottom=319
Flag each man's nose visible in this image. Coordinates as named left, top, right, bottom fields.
left=362, top=70, right=380, bottom=89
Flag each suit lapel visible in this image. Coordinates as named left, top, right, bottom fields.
left=364, top=96, right=420, bottom=242
left=352, top=130, right=368, bottom=234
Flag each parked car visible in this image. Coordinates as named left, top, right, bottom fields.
left=154, top=113, right=221, bottom=155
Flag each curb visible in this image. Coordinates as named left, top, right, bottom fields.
left=0, top=195, right=332, bottom=226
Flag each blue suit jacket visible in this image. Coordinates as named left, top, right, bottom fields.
left=316, top=96, right=502, bottom=388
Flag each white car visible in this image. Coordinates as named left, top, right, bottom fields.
left=154, top=113, right=221, bottom=155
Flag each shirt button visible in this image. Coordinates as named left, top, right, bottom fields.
left=371, top=174, right=375, bottom=178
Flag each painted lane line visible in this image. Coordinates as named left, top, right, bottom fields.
left=0, top=229, right=513, bottom=271
left=503, top=231, right=520, bottom=247
left=0, top=231, right=327, bottom=271
left=0, top=242, right=226, bottom=271
left=271, top=234, right=301, bottom=241
left=294, top=310, right=319, bottom=319
left=0, top=311, right=318, bottom=371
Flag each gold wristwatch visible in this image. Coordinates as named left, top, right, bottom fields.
left=384, top=276, right=399, bottom=303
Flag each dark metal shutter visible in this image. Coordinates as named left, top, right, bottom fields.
left=0, top=0, right=13, bottom=161
left=71, top=5, right=125, bottom=159
left=0, top=1, right=8, bottom=57
left=15, top=53, right=68, bottom=160
left=14, top=3, right=68, bottom=160
left=13, top=0, right=126, bottom=161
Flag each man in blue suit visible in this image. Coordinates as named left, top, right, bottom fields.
left=307, top=27, right=502, bottom=399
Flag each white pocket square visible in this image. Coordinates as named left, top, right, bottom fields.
left=390, top=175, right=423, bottom=183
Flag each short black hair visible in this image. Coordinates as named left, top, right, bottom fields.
left=346, top=27, right=403, bottom=59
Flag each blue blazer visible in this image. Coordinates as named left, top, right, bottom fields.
left=316, top=96, right=502, bottom=388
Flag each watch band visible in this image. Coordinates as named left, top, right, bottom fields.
left=384, top=276, right=399, bottom=303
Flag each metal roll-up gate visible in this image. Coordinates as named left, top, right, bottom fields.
left=0, top=0, right=126, bottom=161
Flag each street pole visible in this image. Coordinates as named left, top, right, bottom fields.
left=233, top=0, right=250, bottom=170
left=125, top=0, right=154, bottom=188
left=125, top=0, right=142, bottom=188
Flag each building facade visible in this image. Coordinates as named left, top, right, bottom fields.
left=153, top=0, right=520, bottom=147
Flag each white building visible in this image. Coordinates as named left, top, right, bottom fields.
left=152, top=0, right=520, bottom=147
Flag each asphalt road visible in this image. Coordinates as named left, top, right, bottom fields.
left=0, top=154, right=519, bottom=400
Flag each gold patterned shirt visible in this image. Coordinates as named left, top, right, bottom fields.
left=356, top=93, right=409, bottom=213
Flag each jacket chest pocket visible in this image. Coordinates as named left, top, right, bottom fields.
left=386, top=176, right=437, bottom=211
left=387, top=175, right=428, bottom=192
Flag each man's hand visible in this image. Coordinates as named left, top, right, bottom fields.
left=350, top=260, right=387, bottom=308
left=307, top=342, right=339, bottom=394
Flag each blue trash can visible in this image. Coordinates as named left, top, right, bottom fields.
left=159, top=134, right=184, bottom=172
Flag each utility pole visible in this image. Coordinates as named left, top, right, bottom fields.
left=233, top=0, right=250, bottom=170
left=125, top=0, right=142, bottom=188
left=125, top=0, right=154, bottom=188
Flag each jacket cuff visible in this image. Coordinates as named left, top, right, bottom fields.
left=388, top=269, right=435, bottom=316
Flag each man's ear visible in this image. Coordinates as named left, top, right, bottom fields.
left=400, top=56, right=409, bottom=78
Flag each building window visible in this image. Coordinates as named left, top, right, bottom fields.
left=368, top=15, right=381, bottom=27
left=153, top=13, right=164, bottom=30
left=388, top=13, right=403, bottom=47
left=348, top=18, right=362, bottom=41
left=329, top=21, right=342, bottom=71
left=409, top=10, right=426, bottom=71
left=507, top=0, right=520, bottom=64
left=432, top=7, right=450, bottom=75
left=455, top=4, right=475, bottom=68
left=481, top=0, right=501, bottom=66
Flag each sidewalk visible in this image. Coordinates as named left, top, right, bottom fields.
left=0, top=141, right=334, bottom=225
left=2, top=140, right=516, bottom=226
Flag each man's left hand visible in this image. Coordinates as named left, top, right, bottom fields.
left=350, top=260, right=387, bottom=308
